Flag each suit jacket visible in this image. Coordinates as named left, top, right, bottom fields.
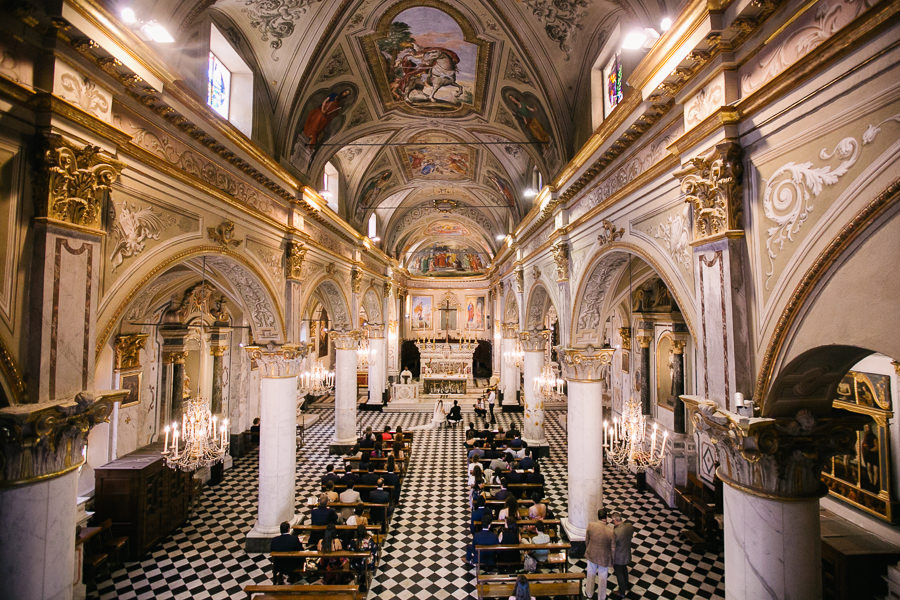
left=585, top=520, right=615, bottom=567
left=339, top=472, right=358, bottom=487
left=321, top=472, right=339, bottom=485
left=369, top=488, right=391, bottom=523
left=383, top=472, right=401, bottom=500
left=310, top=506, right=335, bottom=526
left=270, top=533, right=303, bottom=572
left=472, top=528, right=500, bottom=566
left=525, top=472, right=544, bottom=485
left=360, top=472, right=379, bottom=487
left=517, top=456, right=534, bottom=470
left=613, top=521, right=635, bottom=565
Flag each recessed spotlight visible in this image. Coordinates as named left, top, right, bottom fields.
left=660, top=17, right=673, bottom=32
left=121, top=7, right=137, bottom=24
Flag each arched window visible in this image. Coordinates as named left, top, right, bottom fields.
left=322, top=161, right=339, bottom=212
left=368, top=213, right=378, bottom=239
left=207, top=24, right=253, bottom=137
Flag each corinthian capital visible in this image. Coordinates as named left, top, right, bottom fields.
left=350, top=267, right=362, bottom=294
left=330, top=329, right=362, bottom=351
left=550, top=241, right=570, bottom=282
left=502, top=323, right=519, bottom=339
left=676, top=141, right=743, bottom=243
left=0, top=391, right=124, bottom=485
left=366, top=324, right=385, bottom=339
left=685, top=396, right=867, bottom=499
left=115, top=333, right=148, bottom=371
left=244, top=343, right=308, bottom=377
left=519, top=329, right=550, bottom=352
left=286, top=241, right=307, bottom=281
left=558, top=347, right=615, bottom=382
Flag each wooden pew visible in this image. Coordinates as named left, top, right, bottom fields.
left=244, top=584, right=361, bottom=599
left=269, top=550, right=372, bottom=588
left=474, top=543, right=571, bottom=577
left=475, top=573, right=585, bottom=599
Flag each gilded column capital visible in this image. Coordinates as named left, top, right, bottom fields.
left=0, top=390, right=125, bottom=485
left=114, top=333, right=148, bottom=371
left=559, top=347, right=615, bottom=382
left=672, top=340, right=687, bottom=355
left=244, top=343, right=308, bottom=377
left=686, top=396, right=867, bottom=499
left=502, top=323, right=519, bottom=339
left=676, top=141, right=744, bottom=244
left=618, top=327, right=632, bottom=351
left=519, top=329, right=550, bottom=352
left=350, top=267, right=362, bottom=294
left=550, top=241, right=570, bottom=282
left=286, top=240, right=307, bottom=281
left=366, top=324, right=385, bottom=339
left=163, top=350, right=187, bottom=365
left=330, top=329, right=363, bottom=351
left=210, top=346, right=228, bottom=357
left=383, top=280, right=393, bottom=298
left=637, top=334, right=653, bottom=349
left=39, top=134, right=125, bottom=232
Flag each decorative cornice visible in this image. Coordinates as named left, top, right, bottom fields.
left=330, top=329, right=363, bottom=351
left=676, top=141, right=744, bottom=244
left=0, top=390, right=126, bottom=486
left=114, top=333, right=148, bottom=371
left=286, top=240, right=307, bottom=281
left=519, top=329, right=550, bottom=352
left=243, top=343, right=307, bottom=377
left=558, top=346, right=615, bottom=382
left=686, top=396, right=867, bottom=499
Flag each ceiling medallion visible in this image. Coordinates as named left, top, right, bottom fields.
left=433, top=198, right=459, bottom=213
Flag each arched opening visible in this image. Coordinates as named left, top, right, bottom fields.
left=472, top=340, right=492, bottom=380
left=400, top=340, right=421, bottom=379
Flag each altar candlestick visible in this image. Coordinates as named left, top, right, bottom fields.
left=164, top=425, right=170, bottom=451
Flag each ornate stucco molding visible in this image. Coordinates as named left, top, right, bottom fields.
left=286, top=240, right=307, bottom=281
left=383, top=280, right=393, bottom=298
left=618, top=327, right=632, bottom=351
left=519, top=329, right=550, bottom=352
left=597, top=219, right=624, bottom=247
left=550, top=241, right=570, bottom=282
left=501, top=323, right=519, bottom=339
left=558, top=347, right=615, bottom=382
left=243, top=343, right=308, bottom=378
left=350, top=267, right=362, bottom=295
left=330, top=329, right=363, bottom=351
left=685, top=396, right=867, bottom=499
left=0, top=390, right=125, bottom=485
left=114, top=333, right=148, bottom=371
left=207, top=220, right=242, bottom=247
left=515, top=266, right=525, bottom=294
left=39, top=135, right=125, bottom=232
left=676, top=142, right=743, bottom=244
left=366, top=324, right=385, bottom=339
left=163, top=350, right=186, bottom=365
left=637, top=333, right=653, bottom=349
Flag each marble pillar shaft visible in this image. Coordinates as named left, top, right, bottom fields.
left=723, top=484, right=821, bottom=600
left=500, top=337, right=518, bottom=404
left=253, top=376, right=299, bottom=536
left=211, top=352, right=225, bottom=414
left=523, top=350, right=546, bottom=445
left=171, top=362, right=185, bottom=422
left=0, top=470, right=77, bottom=600
left=640, top=345, right=651, bottom=415
left=367, top=337, right=385, bottom=403
left=334, top=348, right=358, bottom=445
left=563, top=380, right=604, bottom=540
left=673, top=352, right=686, bottom=434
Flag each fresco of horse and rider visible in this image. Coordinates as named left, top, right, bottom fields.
left=364, top=4, right=487, bottom=114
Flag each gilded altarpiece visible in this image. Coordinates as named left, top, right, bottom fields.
left=822, top=370, right=898, bottom=522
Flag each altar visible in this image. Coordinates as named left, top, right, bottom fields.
left=423, top=375, right=466, bottom=395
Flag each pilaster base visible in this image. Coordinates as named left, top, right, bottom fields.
left=524, top=442, right=549, bottom=459
left=329, top=442, right=356, bottom=455
left=245, top=513, right=301, bottom=553
left=561, top=517, right=586, bottom=542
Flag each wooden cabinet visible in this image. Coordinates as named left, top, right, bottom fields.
left=94, top=444, right=193, bottom=560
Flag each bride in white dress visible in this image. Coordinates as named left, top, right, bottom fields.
left=409, top=398, right=447, bottom=430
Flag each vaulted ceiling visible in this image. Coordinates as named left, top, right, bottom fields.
left=150, top=0, right=672, bottom=274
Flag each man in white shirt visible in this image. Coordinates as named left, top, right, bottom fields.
left=338, top=481, right=362, bottom=521
left=487, top=387, right=496, bottom=422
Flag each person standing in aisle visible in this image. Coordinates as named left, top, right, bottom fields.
left=487, top=386, right=496, bottom=423
left=584, top=508, right=615, bottom=600
left=611, top=513, right=635, bottom=599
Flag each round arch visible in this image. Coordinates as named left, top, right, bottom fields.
left=570, top=242, right=697, bottom=347
left=97, top=245, right=286, bottom=356
left=300, top=275, right=352, bottom=330
left=361, top=286, right=383, bottom=324
left=525, top=281, right=557, bottom=330
left=502, top=287, right=519, bottom=324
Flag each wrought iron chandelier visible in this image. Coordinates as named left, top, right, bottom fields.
left=162, top=396, right=228, bottom=471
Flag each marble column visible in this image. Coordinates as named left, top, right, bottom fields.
left=687, top=397, right=868, bottom=600
left=637, top=333, right=652, bottom=415
left=170, top=353, right=187, bottom=422
left=210, top=347, right=227, bottom=415
left=672, top=339, right=687, bottom=434
left=243, top=344, right=306, bottom=552
left=501, top=323, right=519, bottom=406
left=332, top=330, right=361, bottom=451
left=366, top=325, right=385, bottom=406
left=558, top=347, right=614, bottom=541
left=0, top=392, right=121, bottom=600
left=520, top=329, right=550, bottom=447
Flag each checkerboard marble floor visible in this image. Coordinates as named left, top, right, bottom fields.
left=89, top=407, right=724, bottom=599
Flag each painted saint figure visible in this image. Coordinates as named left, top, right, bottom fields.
left=303, top=89, right=352, bottom=148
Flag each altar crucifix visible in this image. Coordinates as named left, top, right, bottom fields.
left=438, top=299, right=456, bottom=342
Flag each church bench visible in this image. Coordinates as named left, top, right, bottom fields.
left=292, top=524, right=384, bottom=545
left=476, top=573, right=585, bottom=599
left=486, top=483, right=545, bottom=496
left=475, top=543, right=571, bottom=577
left=269, top=551, right=373, bottom=588
left=244, top=584, right=361, bottom=599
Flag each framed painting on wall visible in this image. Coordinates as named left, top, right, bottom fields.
left=464, top=296, right=484, bottom=329
left=410, top=296, right=433, bottom=330
left=119, top=371, right=141, bottom=407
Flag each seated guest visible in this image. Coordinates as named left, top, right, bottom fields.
left=348, top=524, right=376, bottom=584
left=468, top=444, right=485, bottom=460
left=381, top=425, right=393, bottom=442
left=528, top=492, right=548, bottom=520
left=340, top=467, right=359, bottom=488
left=339, top=482, right=362, bottom=521
left=526, top=522, right=551, bottom=563
left=483, top=440, right=502, bottom=460
left=517, top=449, right=535, bottom=471
left=511, top=574, right=536, bottom=600
left=321, top=464, right=340, bottom=485
left=368, top=478, right=392, bottom=530
left=345, top=503, right=368, bottom=527
left=507, top=425, right=520, bottom=440
left=270, top=521, right=303, bottom=584
left=510, top=443, right=526, bottom=459
left=250, top=417, right=261, bottom=445
left=447, top=400, right=463, bottom=426
left=498, top=495, right=518, bottom=522
left=323, top=480, right=339, bottom=503
left=317, top=523, right=347, bottom=585
left=468, top=463, right=485, bottom=488
left=360, top=462, right=379, bottom=487
left=468, top=518, right=500, bottom=567
left=497, top=518, right=520, bottom=571
left=474, top=396, right=487, bottom=419
left=493, top=478, right=511, bottom=502
left=465, top=423, right=478, bottom=447
left=383, top=458, right=401, bottom=502
left=506, top=466, right=525, bottom=485
left=471, top=496, right=491, bottom=534
left=489, top=453, right=508, bottom=472
left=359, top=428, right=376, bottom=451
left=392, top=439, right=406, bottom=462
left=525, top=463, right=544, bottom=485
left=372, top=439, right=385, bottom=458
left=310, top=494, right=337, bottom=546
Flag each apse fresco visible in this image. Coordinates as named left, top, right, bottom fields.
left=401, top=132, right=474, bottom=180
left=408, top=242, right=488, bottom=276
left=363, top=4, right=487, bottom=115
left=424, top=221, right=469, bottom=236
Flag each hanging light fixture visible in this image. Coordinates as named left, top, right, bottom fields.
left=534, top=362, right=565, bottom=401
left=162, top=397, right=228, bottom=471
left=298, top=362, right=335, bottom=395
left=601, top=254, right=667, bottom=472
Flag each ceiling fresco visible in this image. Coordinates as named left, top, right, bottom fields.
left=155, top=0, right=674, bottom=267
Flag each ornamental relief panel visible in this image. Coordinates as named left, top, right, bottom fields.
left=246, top=238, right=285, bottom=289
left=53, top=61, right=112, bottom=122
left=205, top=256, right=283, bottom=341
left=753, top=106, right=900, bottom=298
left=573, top=254, right=628, bottom=341
left=0, top=43, right=33, bottom=86
left=634, top=203, right=694, bottom=282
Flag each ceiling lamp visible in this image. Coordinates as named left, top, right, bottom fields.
left=660, top=17, right=673, bottom=32
left=162, top=397, right=228, bottom=472
left=604, top=397, right=668, bottom=472
left=622, top=28, right=659, bottom=50
left=523, top=188, right=538, bottom=198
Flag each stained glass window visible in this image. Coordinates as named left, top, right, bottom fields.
left=207, top=52, right=230, bottom=118
left=607, top=54, right=623, bottom=110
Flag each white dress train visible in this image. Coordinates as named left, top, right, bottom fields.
left=408, top=401, right=446, bottom=430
